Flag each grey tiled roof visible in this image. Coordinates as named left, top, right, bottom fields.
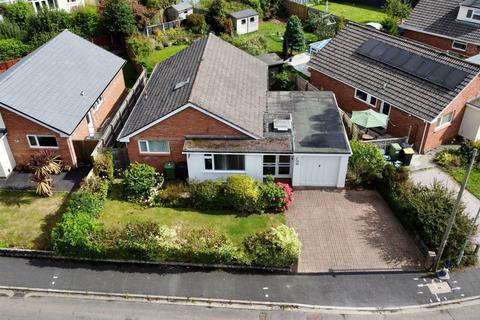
left=308, top=23, right=480, bottom=122
left=120, top=34, right=268, bottom=139
left=462, top=0, right=480, bottom=9
left=230, top=9, right=258, bottom=19
left=0, top=30, right=125, bottom=135
left=401, top=0, right=480, bottom=45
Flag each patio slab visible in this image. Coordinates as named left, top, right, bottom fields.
left=286, top=189, right=423, bottom=273
left=0, top=167, right=90, bottom=192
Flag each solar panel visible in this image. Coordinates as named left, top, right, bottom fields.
left=357, top=39, right=468, bottom=90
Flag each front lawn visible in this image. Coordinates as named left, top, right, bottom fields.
left=99, top=189, right=285, bottom=245
left=240, top=20, right=317, bottom=54
left=310, top=1, right=386, bottom=23
left=141, top=44, right=189, bottom=73
left=450, top=167, right=480, bottom=199
left=0, top=191, right=68, bottom=249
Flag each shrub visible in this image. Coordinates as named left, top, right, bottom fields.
left=71, top=5, right=101, bottom=39
left=347, top=140, right=385, bottom=187
left=156, top=182, right=191, bottom=207
left=272, top=70, right=295, bottom=90
left=51, top=211, right=102, bottom=257
left=80, top=175, right=110, bottom=201
left=276, top=182, right=293, bottom=211
left=434, top=149, right=462, bottom=168
left=0, top=20, right=27, bottom=41
left=244, top=225, right=301, bottom=267
left=93, top=151, right=114, bottom=181
left=26, top=9, right=72, bottom=35
left=381, top=16, right=399, bottom=36
left=222, top=34, right=267, bottom=55
left=102, top=0, right=137, bottom=37
left=225, top=175, right=261, bottom=212
left=260, top=182, right=293, bottom=212
left=383, top=0, right=412, bottom=22
left=117, top=221, right=164, bottom=260
left=459, top=139, right=480, bottom=163
left=122, top=163, right=162, bottom=203
left=66, top=191, right=104, bottom=217
left=178, top=227, right=243, bottom=264
left=127, top=34, right=154, bottom=59
left=1, top=1, right=34, bottom=28
left=186, top=13, right=207, bottom=35
left=190, top=180, right=225, bottom=209
left=0, top=38, right=29, bottom=62
left=306, top=11, right=337, bottom=40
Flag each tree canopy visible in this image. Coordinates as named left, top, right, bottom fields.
left=102, top=0, right=137, bottom=36
left=284, top=15, right=305, bottom=54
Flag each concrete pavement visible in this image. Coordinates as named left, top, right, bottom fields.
left=1, top=256, right=480, bottom=309
left=1, top=293, right=480, bottom=319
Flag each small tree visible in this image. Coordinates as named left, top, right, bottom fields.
left=186, top=13, right=207, bottom=35
left=102, top=0, right=137, bottom=37
left=383, top=0, right=412, bottom=22
left=206, top=0, right=228, bottom=33
left=284, top=15, right=304, bottom=54
left=381, top=16, right=399, bottom=36
left=71, top=5, right=101, bottom=39
left=347, top=140, right=385, bottom=187
left=0, top=1, right=34, bottom=28
left=306, top=12, right=337, bottom=40
left=29, top=152, right=62, bottom=197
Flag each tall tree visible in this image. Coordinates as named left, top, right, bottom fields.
left=102, top=0, right=137, bottom=37
left=383, top=0, right=412, bottom=22
left=284, top=15, right=304, bottom=54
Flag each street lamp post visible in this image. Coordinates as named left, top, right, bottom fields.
left=433, top=148, right=478, bottom=273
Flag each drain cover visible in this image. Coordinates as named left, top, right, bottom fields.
left=427, top=282, right=452, bottom=294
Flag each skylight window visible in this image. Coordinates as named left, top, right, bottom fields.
left=173, top=78, right=190, bottom=91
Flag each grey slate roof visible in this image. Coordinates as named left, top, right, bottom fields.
left=401, top=0, right=480, bottom=45
left=462, top=0, right=480, bottom=9
left=120, top=34, right=268, bottom=139
left=266, top=91, right=351, bottom=154
left=308, top=23, right=480, bottom=122
left=172, top=1, right=192, bottom=11
left=0, top=30, right=125, bottom=135
left=230, top=9, right=258, bottom=19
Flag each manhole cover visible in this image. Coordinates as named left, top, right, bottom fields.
left=427, top=282, right=452, bottom=294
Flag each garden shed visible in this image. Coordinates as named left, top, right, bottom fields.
left=230, top=9, right=259, bottom=35
left=166, top=2, right=193, bottom=21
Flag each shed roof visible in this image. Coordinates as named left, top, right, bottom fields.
left=308, top=23, right=480, bottom=122
left=120, top=34, right=268, bottom=139
left=172, top=2, right=192, bottom=11
left=266, top=91, right=351, bottom=154
left=0, top=30, right=125, bottom=135
left=400, top=0, right=480, bottom=45
left=230, top=9, right=258, bottom=19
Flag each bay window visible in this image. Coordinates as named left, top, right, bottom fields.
left=204, top=154, right=245, bottom=171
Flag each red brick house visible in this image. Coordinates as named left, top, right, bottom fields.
left=0, top=30, right=126, bottom=178
left=119, top=34, right=352, bottom=187
left=308, top=23, right=480, bottom=153
left=400, top=0, right=480, bottom=57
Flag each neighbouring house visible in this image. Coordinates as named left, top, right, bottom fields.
left=119, top=34, right=351, bottom=187
left=0, top=30, right=126, bottom=178
left=400, top=0, right=480, bottom=57
left=230, top=9, right=259, bottom=35
left=308, top=23, right=480, bottom=153
left=166, top=2, right=193, bottom=21
left=0, top=0, right=86, bottom=13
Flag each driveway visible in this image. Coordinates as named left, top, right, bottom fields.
left=411, top=166, right=480, bottom=242
left=286, top=190, right=423, bottom=273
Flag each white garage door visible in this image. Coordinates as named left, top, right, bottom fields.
left=295, top=155, right=340, bottom=187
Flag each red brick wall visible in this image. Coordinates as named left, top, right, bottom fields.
left=126, top=107, right=250, bottom=171
left=71, top=70, right=126, bottom=140
left=422, top=75, right=480, bottom=152
left=403, top=29, right=480, bottom=57
left=0, top=107, right=76, bottom=167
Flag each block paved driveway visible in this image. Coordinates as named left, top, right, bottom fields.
left=286, top=189, right=423, bottom=273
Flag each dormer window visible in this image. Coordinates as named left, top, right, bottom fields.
left=458, top=1, right=480, bottom=23
left=466, top=9, right=480, bottom=20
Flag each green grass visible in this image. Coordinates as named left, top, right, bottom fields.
left=310, top=1, right=387, bottom=23
left=98, top=187, right=285, bottom=245
left=240, top=20, right=318, bottom=54
left=141, top=45, right=189, bottom=73
left=0, top=191, right=68, bottom=249
left=450, top=167, right=480, bottom=199
left=122, top=61, right=140, bottom=88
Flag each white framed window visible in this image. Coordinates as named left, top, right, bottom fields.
left=92, top=95, right=104, bottom=111
left=466, top=9, right=480, bottom=21
left=204, top=154, right=245, bottom=172
left=138, top=140, right=170, bottom=154
left=26, top=135, right=58, bottom=148
left=263, top=154, right=292, bottom=177
left=354, top=88, right=377, bottom=107
left=452, top=40, right=467, bottom=51
left=436, top=111, right=454, bottom=128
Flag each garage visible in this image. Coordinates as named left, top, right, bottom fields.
left=292, top=154, right=349, bottom=187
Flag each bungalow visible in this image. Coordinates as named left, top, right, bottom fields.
left=400, top=0, right=480, bottom=57
left=0, top=30, right=126, bottom=178
left=308, top=23, right=480, bottom=153
left=230, top=9, right=259, bottom=35
left=119, top=34, right=351, bottom=187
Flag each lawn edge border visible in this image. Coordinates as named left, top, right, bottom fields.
left=0, top=248, right=291, bottom=273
